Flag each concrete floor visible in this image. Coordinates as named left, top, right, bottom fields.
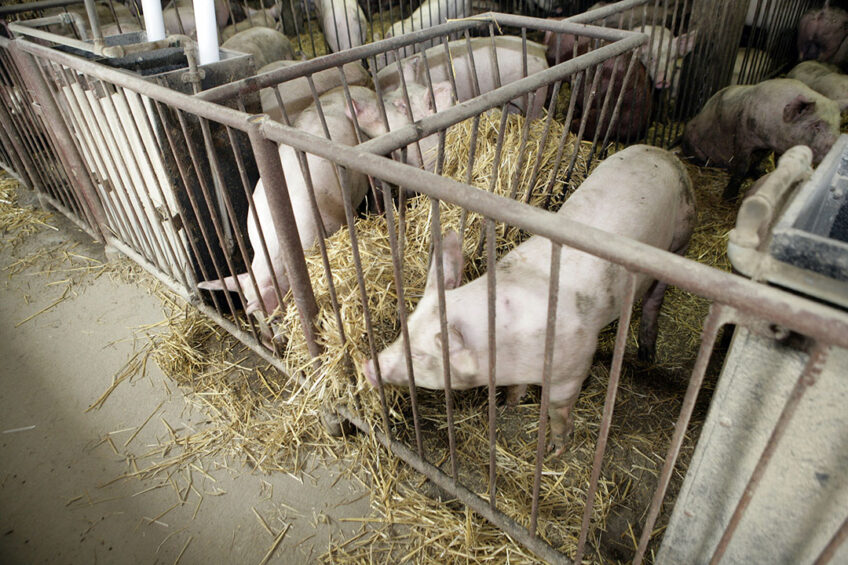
left=0, top=193, right=372, bottom=563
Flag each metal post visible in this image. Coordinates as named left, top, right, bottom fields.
left=83, top=0, right=104, bottom=50
left=245, top=114, right=320, bottom=359
left=9, top=43, right=108, bottom=242
left=0, top=100, right=39, bottom=192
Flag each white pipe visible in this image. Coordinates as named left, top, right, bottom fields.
left=193, top=0, right=220, bottom=65
left=141, top=0, right=166, bottom=42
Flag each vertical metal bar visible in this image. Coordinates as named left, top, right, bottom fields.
left=381, top=181, right=424, bottom=457
left=814, top=515, right=848, bottom=565
left=529, top=239, right=562, bottom=536
left=708, top=341, right=830, bottom=565
left=9, top=45, right=107, bottom=240
left=431, top=200, right=458, bottom=479
left=486, top=218, right=497, bottom=508
left=83, top=0, right=103, bottom=48
left=575, top=271, right=637, bottom=564
left=247, top=115, right=320, bottom=358
left=0, top=98, right=39, bottom=192
left=633, top=302, right=729, bottom=565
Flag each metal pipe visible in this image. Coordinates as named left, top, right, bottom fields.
left=14, top=38, right=848, bottom=351
left=245, top=115, right=320, bottom=357
left=336, top=405, right=572, bottom=565
left=82, top=0, right=103, bottom=49
left=0, top=0, right=84, bottom=16
left=9, top=43, right=108, bottom=241
left=142, top=0, right=166, bottom=41
left=7, top=22, right=97, bottom=55
left=0, top=95, right=40, bottom=192
left=814, top=514, right=848, bottom=565
left=708, top=342, right=829, bottom=565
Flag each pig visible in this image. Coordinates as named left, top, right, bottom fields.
left=383, top=0, right=469, bottom=59
left=163, top=0, right=230, bottom=36
left=377, top=36, right=549, bottom=120
left=221, top=27, right=294, bottom=70
left=197, top=86, right=373, bottom=315
left=571, top=54, right=652, bottom=141
left=317, top=0, right=368, bottom=53
left=542, top=24, right=591, bottom=65
left=630, top=25, right=697, bottom=91
left=100, top=18, right=143, bottom=36
left=345, top=80, right=454, bottom=171
left=363, top=144, right=696, bottom=454
left=259, top=60, right=371, bottom=124
left=682, top=78, right=847, bottom=199
left=797, top=6, right=848, bottom=68
left=219, top=4, right=283, bottom=41
left=787, top=60, right=848, bottom=101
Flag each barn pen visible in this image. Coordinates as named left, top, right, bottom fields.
left=1, top=0, right=847, bottom=562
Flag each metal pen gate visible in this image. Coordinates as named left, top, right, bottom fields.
left=1, top=0, right=847, bottom=563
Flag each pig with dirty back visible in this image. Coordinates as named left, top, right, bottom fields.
left=797, top=5, right=848, bottom=68
left=197, top=87, right=373, bottom=315
left=383, top=0, right=469, bottom=59
left=787, top=60, right=848, bottom=101
left=363, top=145, right=695, bottom=454
left=221, top=27, right=294, bottom=70
left=682, top=78, right=847, bottom=199
left=346, top=80, right=454, bottom=171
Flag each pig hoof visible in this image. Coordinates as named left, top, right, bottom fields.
left=637, top=344, right=655, bottom=365
left=548, top=436, right=570, bottom=457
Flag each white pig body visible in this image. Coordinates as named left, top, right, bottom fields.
left=364, top=145, right=695, bottom=452
left=377, top=36, right=549, bottom=120
left=198, top=86, right=373, bottom=314
left=787, top=60, right=848, bottom=101
left=383, top=0, right=469, bottom=59
left=221, top=27, right=294, bottom=70
left=259, top=60, right=371, bottom=124
left=318, top=0, right=368, bottom=53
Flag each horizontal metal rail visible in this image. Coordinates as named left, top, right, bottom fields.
left=12, top=36, right=848, bottom=353
left=0, top=0, right=84, bottom=16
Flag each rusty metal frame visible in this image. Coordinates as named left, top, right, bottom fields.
left=1, top=5, right=847, bottom=562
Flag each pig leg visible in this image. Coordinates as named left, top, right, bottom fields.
left=722, top=157, right=751, bottom=201
left=548, top=396, right=579, bottom=456
left=505, top=384, right=528, bottom=407
left=637, top=279, right=668, bottom=363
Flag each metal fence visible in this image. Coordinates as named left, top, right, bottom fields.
left=2, top=1, right=848, bottom=563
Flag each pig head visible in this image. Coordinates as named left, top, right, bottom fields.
left=797, top=6, right=848, bottom=68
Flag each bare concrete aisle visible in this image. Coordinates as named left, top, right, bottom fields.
left=0, top=192, right=371, bottom=564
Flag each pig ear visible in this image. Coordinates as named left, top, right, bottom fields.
left=345, top=98, right=362, bottom=120
left=434, top=324, right=478, bottom=380
left=675, top=30, right=697, bottom=57
left=393, top=95, right=409, bottom=116
left=783, top=95, right=817, bottom=122
left=400, top=55, right=421, bottom=80
left=424, top=229, right=464, bottom=294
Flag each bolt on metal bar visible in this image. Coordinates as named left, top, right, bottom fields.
left=529, top=240, right=562, bottom=535
left=814, top=514, right=848, bottom=565
left=633, top=302, right=730, bottom=565
left=575, top=271, right=637, bottom=564
left=708, top=341, right=830, bottom=565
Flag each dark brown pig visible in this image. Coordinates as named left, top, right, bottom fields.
left=571, top=54, right=652, bottom=141
left=797, top=6, right=848, bottom=68
left=682, top=78, right=847, bottom=199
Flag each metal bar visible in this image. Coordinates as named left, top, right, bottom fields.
left=486, top=218, right=497, bottom=508
left=0, top=0, right=84, bottom=16
left=0, top=96, right=40, bottom=192
left=337, top=404, right=572, bottom=565
left=529, top=240, right=562, bottom=535
left=381, top=182, right=424, bottom=457
left=575, top=271, right=637, bottom=564
left=814, top=514, right=848, bottom=565
left=708, top=341, right=830, bottom=565
left=38, top=190, right=100, bottom=241
left=245, top=115, right=320, bottom=358
left=9, top=44, right=107, bottom=240
left=14, top=37, right=848, bottom=351
left=633, top=303, right=730, bottom=565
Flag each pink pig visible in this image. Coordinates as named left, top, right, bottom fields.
left=363, top=145, right=695, bottom=453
